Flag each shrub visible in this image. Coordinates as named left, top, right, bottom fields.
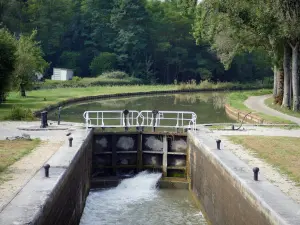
left=5, top=105, right=35, bottom=121
left=90, top=52, right=117, bottom=76
left=101, top=71, right=129, bottom=79
left=199, top=80, right=213, bottom=89
left=72, top=76, right=82, bottom=82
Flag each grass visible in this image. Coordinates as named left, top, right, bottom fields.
left=227, top=89, right=294, bottom=124
left=265, top=97, right=300, bottom=119
left=228, top=136, right=300, bottom=185
left=0, top=139, right=41, bottom=181
left=0, top=85, right=177, bottom=120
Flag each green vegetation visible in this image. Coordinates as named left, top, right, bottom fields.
left=228, top=136, right=300, bottom=185
left=0, top=0, right=273, bottom=88
left=227, top=90, right=294, bottom=124
left=0, top=139, right=40, bottom=175
left=194, top=0, right=300, bottom=112
left=265, top=97, right=300, bottom=119
left=4, top=106, right=35, bottom=121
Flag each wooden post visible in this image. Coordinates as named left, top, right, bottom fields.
left=112, top=135, right=117, bottom=176
left=137, top=133, right=143, bottom=172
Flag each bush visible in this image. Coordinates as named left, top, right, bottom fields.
left=101, top=71, right=129, bottom=79
left=72, top=76, right=82, bottom=82
left=90, top=52, right=117, bottom=76
left=5, top=105, right=35, bottom=121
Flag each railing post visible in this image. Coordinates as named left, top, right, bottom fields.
left=123, top=109, right=129, bottom=131
left=152, top=110, right=159, bottom=132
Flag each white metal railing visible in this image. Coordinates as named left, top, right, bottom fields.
left=83, top=110, right=197, bottom=131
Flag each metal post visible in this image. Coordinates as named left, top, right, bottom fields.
left=216, top=139, right=221, bottom=150
left=40, top=111, right=48, bottom=128
left=44, top=164, right=50, bottom=177
left=253, top=167, right=259, bottom=181
left=152, top=110, right=159, bottom=132
left=69, top=137, right=73, bottom=147
left=123, top=109, right=129, bottom=132
left=58, top=107, right=62, bottom=125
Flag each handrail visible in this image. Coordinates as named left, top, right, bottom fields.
left=83, top=110, right=197, bottom=131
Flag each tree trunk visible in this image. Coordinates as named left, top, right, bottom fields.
left=282, top=44, right=291, bottom=108
left=20, top=84, right=26, bottom=97
left=291, top=42, right=299, bottom=111
left=276, top=66, right=284, bottom=105
left=273, top=65, right=278, bottom=97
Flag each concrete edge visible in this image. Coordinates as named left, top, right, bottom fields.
left=188, top=130, right=300, bottom=225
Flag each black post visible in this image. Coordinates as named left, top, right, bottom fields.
left=44, top=164, right=50, bottom=177
left=69, top=137, right=73, bottom=147
left=152, top=110, right=159, bottom=132
left=232, top=125, right=235, bottom=130
left=253, top=167, right=259, bottom=181
left=123, top=109, right=129, bottom=132
left=216, top=139, right=221, bottom=150
left=58, top=107, right=62, bottom=125
left=40, top=111, right=48, bottom=128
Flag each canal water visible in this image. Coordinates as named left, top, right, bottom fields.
left=80, top=171, right=207, bottom=225
left=49, top=92, right=234, bottom=124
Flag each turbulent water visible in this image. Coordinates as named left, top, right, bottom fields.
left=79, top=171, right=207, bottom=225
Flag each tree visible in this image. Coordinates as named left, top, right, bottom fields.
left=90, top=52, right=117, bottom=76
left=13, top=30, right=48, bottom=97
left=0, top=28, right=16, bottom=103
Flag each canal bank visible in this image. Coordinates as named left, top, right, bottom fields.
left=1, top=127, right=300, bottom=224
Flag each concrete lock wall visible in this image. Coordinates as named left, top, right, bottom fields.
left=33, top=130, right=93, bottom=225
left=187, top=131, right=300, bottom=225
left=0, top=129, right=93, bottom=225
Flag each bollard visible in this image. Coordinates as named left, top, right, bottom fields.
left=152, top=110, right=159, bottom=132
left=69, top=137, right=73, bottom=147
left=123, top=109, right=129, bottom=132
left=216, top=139, right=221, bottom=150
left=58, top=107, right=62, bottom=125
left=44, top=164, right=50, bottom=177
left=253, top=167, right=259, bottom=181
left=40, top=111, right=48, bottom=128
left=232, top=125, right=235, bottom=130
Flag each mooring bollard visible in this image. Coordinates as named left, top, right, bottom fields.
left=152, top=110, right=159, bottom=132
left=40, top=111, right=48, bottom=128
left=44, top=164, right=50, bottom=177
left=232, top=124, right=235, bottom=130
left=123, top=109, right=129, bottom=131
left=253, top=167, right=259, bottom=181
left=69, top=137, right=73, bottom=147
left=58, top=106, right=62, bottom=125
left=216, top=139, right=221, bottom=150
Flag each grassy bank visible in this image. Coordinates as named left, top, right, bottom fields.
left=227, top=90, right=293, bottom=124
left=0, top=139, right=40, bottom=182
left=228, top=136, right=300, bottom=185
left=0, top=81, right=272, bottom=121
left=265, top=97, right=300, bottom=119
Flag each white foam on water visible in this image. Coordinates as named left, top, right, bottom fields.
left=80, top=171, right=162, bottom=225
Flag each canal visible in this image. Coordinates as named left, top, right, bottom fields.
left=49, top=92, right=234, bottom=124
left=49, top=92, right=232, bottom=224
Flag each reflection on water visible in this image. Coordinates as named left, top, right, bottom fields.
left=80, top=171, right=207, bottom=225
left=49, top=92, right=234, bottom=124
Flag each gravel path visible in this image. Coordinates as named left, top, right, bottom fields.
left=244, top=95, right=300, bottom=125
left=0, top=121, right=82, bottom=213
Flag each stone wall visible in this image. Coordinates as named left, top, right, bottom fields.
left=187, top=130, right=300, bottom=225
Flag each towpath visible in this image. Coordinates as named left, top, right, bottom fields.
left=244, top=94, right=300, bottom=125
left=0, top=121, right=82, bottom=213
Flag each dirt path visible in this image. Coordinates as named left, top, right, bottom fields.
left=244, top=95, right=300, bottom=125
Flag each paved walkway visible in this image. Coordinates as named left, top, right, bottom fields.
left=244, top=95, right=300, bottom=125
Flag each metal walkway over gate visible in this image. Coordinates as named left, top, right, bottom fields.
left=83, top=110, right=197, bottom=131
